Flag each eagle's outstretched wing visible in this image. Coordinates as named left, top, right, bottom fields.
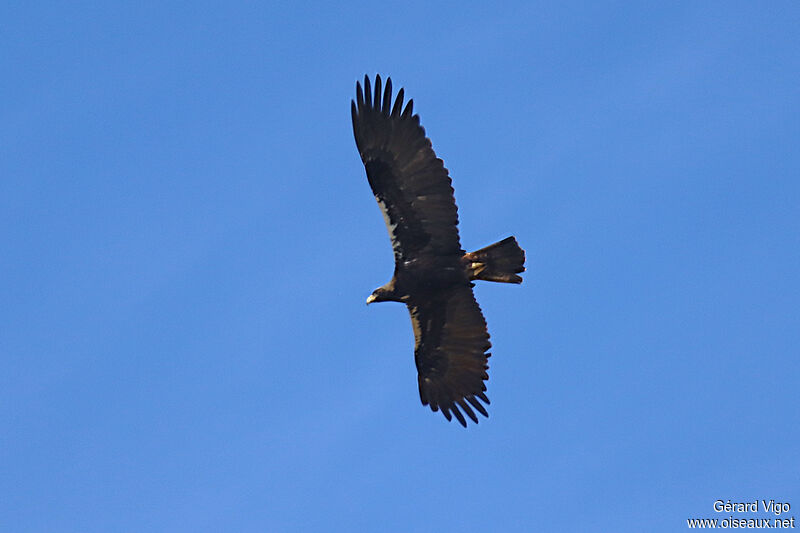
left=351, top=74, right=463, bottom=263
left=408, top=285, right=492, bottom=426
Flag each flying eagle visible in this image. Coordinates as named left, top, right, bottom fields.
left=351, top=75, right=525, bottom=427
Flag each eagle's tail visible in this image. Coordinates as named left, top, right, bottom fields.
left=464, top=236, right=526, bottom=284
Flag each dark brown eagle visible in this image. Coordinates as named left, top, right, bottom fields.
left=351, top=75, right=525, bottom=427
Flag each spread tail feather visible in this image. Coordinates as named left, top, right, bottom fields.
left=463, top=236, right=526, bottom=284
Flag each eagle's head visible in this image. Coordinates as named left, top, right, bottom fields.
left=366, top=281, right=402, bottom=305
left=366, top=287, right=390, bottom=305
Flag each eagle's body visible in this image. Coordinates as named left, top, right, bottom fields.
left=373, top=255, right=465, bottom=302
left=352, top=75, right=525, bottom=427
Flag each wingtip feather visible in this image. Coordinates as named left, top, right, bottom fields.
left=382, top=77, right=392, bottom=115
left=355, top=81, right=364, bottom=111
left=458, top=399, right=479, bottom=424
left=374, top=74, right=382, bottom=111
left=451, top=405, right=467, bottom=427
left=392, top=88, right=404, bottom=117
left=402, top=98, right=414, bottom=118
left=467, top=396, right=489, bottom=418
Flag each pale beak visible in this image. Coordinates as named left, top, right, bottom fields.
left=366, top=294, right=377, bottom=305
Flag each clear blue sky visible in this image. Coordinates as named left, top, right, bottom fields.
left=2, top=2, right=799, bottom=532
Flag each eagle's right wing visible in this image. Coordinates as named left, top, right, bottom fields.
left=351, top=75, right=464, bottom=263
left=408, top=285, right=492, bottom=427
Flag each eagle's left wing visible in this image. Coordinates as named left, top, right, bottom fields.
left=351, top=74, right=463, bottom=264
left=408, top=285, right=492, bottom=427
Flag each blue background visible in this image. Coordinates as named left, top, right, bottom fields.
left=2, top=2, right=798, bottom=531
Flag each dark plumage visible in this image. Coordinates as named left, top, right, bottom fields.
left=352, top=75, right=525, bottom=427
